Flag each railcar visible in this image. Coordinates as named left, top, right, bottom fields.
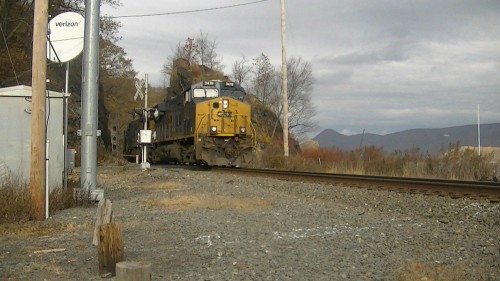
left=125, top=80, right=256, bottom=167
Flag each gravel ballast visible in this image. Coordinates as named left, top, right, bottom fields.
left=1, top=164, right=498, bottom=280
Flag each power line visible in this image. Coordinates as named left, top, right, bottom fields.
left=0, top=23, right=20, bottom=85
left=107, top=0, right=268, bottom=19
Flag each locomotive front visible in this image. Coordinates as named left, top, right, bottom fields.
left=193, top=81, right=255, bottom=166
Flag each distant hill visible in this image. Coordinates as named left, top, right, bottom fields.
left=313, top=123, right=500, bottom=155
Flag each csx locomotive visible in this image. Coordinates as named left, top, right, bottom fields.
left=124, top=80, right=256, bottom=166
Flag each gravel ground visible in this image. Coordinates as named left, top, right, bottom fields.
left=1, top=163, right=499, bottom=280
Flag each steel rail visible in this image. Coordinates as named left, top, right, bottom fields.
left=213, top=167, right=500, bottom=202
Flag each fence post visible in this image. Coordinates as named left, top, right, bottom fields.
left=97, top=222, right=124, bottom=276
left=116, top=261, right=151, bottom=281
left=93, top=198, right=112, bottom=246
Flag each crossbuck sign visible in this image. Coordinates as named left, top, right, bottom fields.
left=134, top=79, right=145, bottom=101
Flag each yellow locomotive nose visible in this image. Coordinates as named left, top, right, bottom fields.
left=195, top=93, right=255, bottom=166
left=206, top=97, right=241, bottom=136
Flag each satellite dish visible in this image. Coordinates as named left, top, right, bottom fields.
left=47, top=12, right=85, bottom=63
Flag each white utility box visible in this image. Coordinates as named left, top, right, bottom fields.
left=0, top=85, right=67, bottom=191
left=139, top=130, right=152, bottom=144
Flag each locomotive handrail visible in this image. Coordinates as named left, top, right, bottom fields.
left=232, top=113, right=247, bottom=134
left=232, top=113, right=257, bottom=148
left=195, top=114, right=208, bottom=141
left=250, top=121, right=257, bottom=148
left=233, top=111, right=238, bottom=134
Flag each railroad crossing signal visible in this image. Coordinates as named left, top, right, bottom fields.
left=134, top=79, right=145, bottom=101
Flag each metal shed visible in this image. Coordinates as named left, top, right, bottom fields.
left=0, top=85, right=69, bottom=191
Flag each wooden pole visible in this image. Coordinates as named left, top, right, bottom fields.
left=98, top=223, right=124, bottom=276
left=30, top=0, right=48, bottom=221
left=116, top=261, right=151, bottom=281
left=280, top=0, right=289, bottom=158
left=93, top=199, right=113, bottom=246
left=477, top=104, right=481, bottom=156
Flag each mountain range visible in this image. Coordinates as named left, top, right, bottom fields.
left=313, top=123, right=500, bottom=155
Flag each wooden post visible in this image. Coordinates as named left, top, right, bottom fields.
left=30, top=0, right=48, bottom=221
left=116, top=261, right=151, bottom=281
left=97, top=223, right=124, bottom=276
left=93, top=198, right=113, bottom=246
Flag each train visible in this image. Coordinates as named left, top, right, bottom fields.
left=124, top=80, right=256, bottom=167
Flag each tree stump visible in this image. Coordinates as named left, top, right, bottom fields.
left=116, top=261, right=152, bottom=281
left=93, top=198, right=113, bottom=246
left=97, top=222, right=124, bottom=276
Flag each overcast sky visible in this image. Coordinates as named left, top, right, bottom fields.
left=101, top=0, right=500, bottom=137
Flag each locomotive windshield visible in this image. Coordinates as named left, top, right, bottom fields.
left=189, top=81, right=246, bottom=101
left=220, top=89, right=245, bottom=100
left=193, top=88, right=218, bottom=98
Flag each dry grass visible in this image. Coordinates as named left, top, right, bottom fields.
left=0, top=172, right=32, bottom=223
left=0, top=220, right=91, bottom=237
left=0, top=169, right=96, bottom=235
left=147, top=194, right=272, bottom=212
left=141, top=181, right=185, bottom=190
left=393, top=262, right=493, bottom=281
left=44, top=261, right=65, bottom=276
left=0, top=222, right=60, bottom=237
left=262, top=144, right=500, bottom=181
left=97, top=167, right=142, bottom=187
left=98, top=168, right=186, bottom=190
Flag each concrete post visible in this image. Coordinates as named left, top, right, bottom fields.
left=81, top=0, right=103, bottom=200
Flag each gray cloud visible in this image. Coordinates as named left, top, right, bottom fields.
left=318, top=39, right=416, bottom=65
left=102, top=0, right=500, bottom=137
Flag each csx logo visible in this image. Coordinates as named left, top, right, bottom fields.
left=217, top=110, right=233, bottom=118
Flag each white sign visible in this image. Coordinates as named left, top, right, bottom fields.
left=139, top=130, right=152, bottom=144
left=47, top=12, right=85, bottom=63
left=134, top=79, right=145, bottom=100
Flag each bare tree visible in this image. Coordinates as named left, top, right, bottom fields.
left=196, top=30, right=223, bottom=71
left=161, top=43, right=179, bottom=87
left=182, top=37, right=200, bottom=66
left=161, top=38, right=200, bottom=87
left=162, top=32, right=224, bottom=87
left=270, top=57, right=316, bottom=141
left=251, top=53, right=276, bottom=106
left=231, top=55, right=252, bottom=87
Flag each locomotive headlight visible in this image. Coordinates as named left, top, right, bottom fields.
left=222, top=99, right=229, bottom=109
left=210, top=126, right=217, bottom=134
left=239, top=127, right=246, bottom=134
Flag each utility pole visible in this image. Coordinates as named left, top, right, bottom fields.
left=30, top=0, right=48, bottom=221
left=280, top=0, right=289, bottom=157
left=81, top=0, right=103, bottom=200
left=477, top=104, right=481, bottom=156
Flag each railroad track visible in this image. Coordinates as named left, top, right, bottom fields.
left=213, top=167, right=500, bottom=202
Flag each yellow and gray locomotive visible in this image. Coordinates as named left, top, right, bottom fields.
left=125, top=80, right=256, bottom=166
